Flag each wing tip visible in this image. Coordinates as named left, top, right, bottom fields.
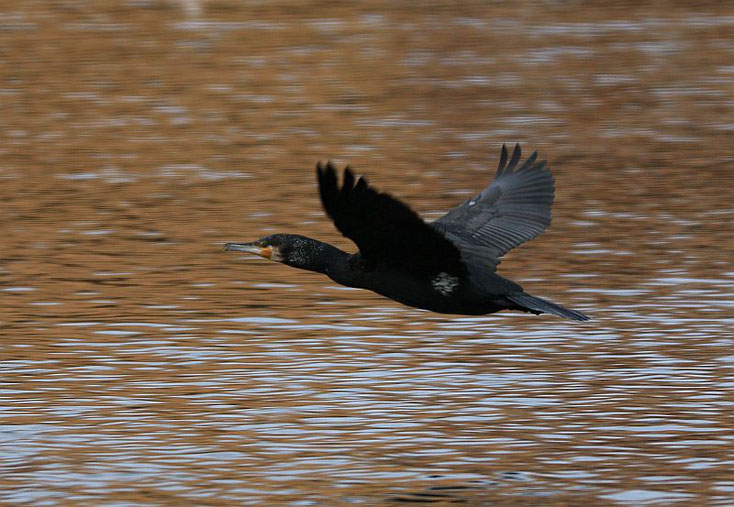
left=508, top=144, right=522, bottom=172
left=316, top=159, right=338, bottom=175
left=495, top=143, right=555, bottom=179
left=497, top=144, right=509, bottom=175
left=496, top=143, right=523, bottom=176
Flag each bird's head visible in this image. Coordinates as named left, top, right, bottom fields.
left=224, top=233, right=336, bottom=272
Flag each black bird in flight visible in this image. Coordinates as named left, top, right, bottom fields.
left=225, top=145, right=589, bottom=321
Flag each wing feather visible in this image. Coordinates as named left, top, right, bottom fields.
left=432, top=144, right=554, bottom=271
left=317, top=162, right=466, bottom=276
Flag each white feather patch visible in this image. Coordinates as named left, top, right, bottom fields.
left=432, top=272, right=459, bottom=296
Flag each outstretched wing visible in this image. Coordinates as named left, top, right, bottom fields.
left=317, top=162, right=466, bottom=276
left=432, top=144, right=554, bottom=271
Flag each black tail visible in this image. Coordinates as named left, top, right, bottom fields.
left=507, top=292, right=590, bottom=321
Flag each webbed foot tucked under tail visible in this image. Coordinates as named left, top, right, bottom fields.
left=507, top=292, right=590, bottom=321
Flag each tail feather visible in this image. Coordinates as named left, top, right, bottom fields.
left=507, top=292, right=590, bottom=321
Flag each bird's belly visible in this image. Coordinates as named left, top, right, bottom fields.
left=364, top=270, right=499, bottom=315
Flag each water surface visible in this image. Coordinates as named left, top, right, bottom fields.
left=2, top=1, right=733, bottom=504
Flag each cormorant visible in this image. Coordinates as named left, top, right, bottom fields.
left=225, top=145, right=589, bottom=321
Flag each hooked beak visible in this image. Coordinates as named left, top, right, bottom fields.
left=223, top=242, right=273, bottom=260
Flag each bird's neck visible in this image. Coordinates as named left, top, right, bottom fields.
left=290, top=238, right=351, bottom=276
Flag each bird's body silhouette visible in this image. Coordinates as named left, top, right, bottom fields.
left=225, top=145, right=589, bottom=321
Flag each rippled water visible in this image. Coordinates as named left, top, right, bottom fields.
left=2, top=1, right=733, bottom=505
